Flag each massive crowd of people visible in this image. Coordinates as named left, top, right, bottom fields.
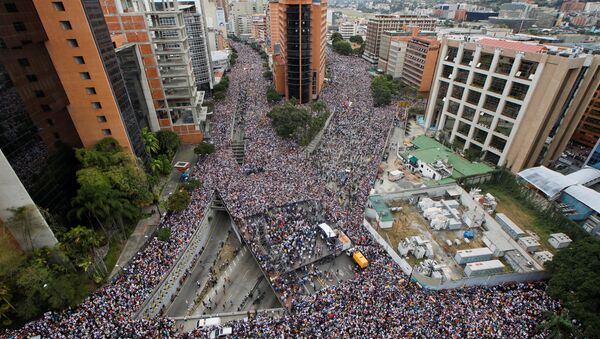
left=6, top=42, right=562, bottom=338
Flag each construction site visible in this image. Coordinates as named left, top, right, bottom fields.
left=368, top=184, right=572, bottom=286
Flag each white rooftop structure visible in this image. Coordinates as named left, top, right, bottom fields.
left=518, top=166, right=600, bottom=199
left=517, top=166, right=575, bottom=198
left=533, top=251, right=554, bottom=264
left=548, top=233, right=572, bottom=249
left=563, top=185, right=600, bottom=214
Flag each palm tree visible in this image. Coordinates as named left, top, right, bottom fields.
left=141, top=128, right=160, bottom=156
left=0, top=284, right=15, bottom=326
left=536, top=310, right=579, bottom=339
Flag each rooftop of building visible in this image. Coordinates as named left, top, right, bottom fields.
left=518, top=165, right=600, bottom=198
left=369, top=195, right=394, bottom=222
left=405, top=136, right=494, bottom=181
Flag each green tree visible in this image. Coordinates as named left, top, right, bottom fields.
left=333, top=40, right=353, bottom=56
left=183, top=178, right=202, bottom=192
left=150, top=155, right=172, bottom=175
left=60, top=226, right=102, bottom=273
left=546, top=238, right=600, bottom=337
left=156, top=130, right=181, bottom=159
left=214, top=90, right=226, bottom=100
left=267, top=101, right=310, bottom=138
left=266, top=87, right=282, bottom=103
left=194, top=142, right=216, bottom=155
left=157, top=228, right=171, bottom=241
left=331, top=32, right=343, bottom=43
left=166, top=189, right=191, bottom=213
left=536, top=311, right=579, bottom=339
left=0, top=284, right=15, bottom=326
left=141, top=127, right=159, bottom=156
left=349, top=35, right=364, bottom=44
left=371, top=76, right=398, bottom=107
left=263, top=70, right=273, bottom=79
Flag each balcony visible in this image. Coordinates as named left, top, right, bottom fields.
left=165, top=87, right=192, bottom=99
left=460, top=50, right=474, bottom=67
left=162, top=78, right=191, bottom=89
left=476, top=53, right=493, bottom=71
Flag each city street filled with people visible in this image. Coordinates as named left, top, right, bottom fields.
left=5, top=42, right=562, bottom=338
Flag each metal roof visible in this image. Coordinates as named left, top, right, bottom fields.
left=564, top=167, right=600, bottom=186
left=478, top=38, right=548, bottom=53
left=563, top=185, right=600, bottom=213
left=517, top=166, right=574, bottom=198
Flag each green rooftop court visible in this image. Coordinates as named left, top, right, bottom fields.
left=404, top=136, right=494, bottom=183
left=369, top=195, right=394, bottom=223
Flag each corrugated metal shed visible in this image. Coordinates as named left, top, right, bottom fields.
left=563, top=185, right=600, bottom=213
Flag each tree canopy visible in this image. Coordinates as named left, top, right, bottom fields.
left=333, top=40, right=353, bottom=56
left=71, top=138, right=151, bottom=237
left=166, top=189, right=191, bottom=213
left=194, top=142, right=215, bottom=155
left=371, top=75, right=399, bottom=107
left=349, top=35, right=364, bottom=44
left=267, top=100, right=330, bottom=145
left=266, top=87, right=282, bottom=103
left=331, top=32, right=343, bottom=43
left=546, top=238, right=600, bottom=337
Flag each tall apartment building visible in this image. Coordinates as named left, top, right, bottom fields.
left=9, top=0, right=148, bottom=159
left=338, top=21, right=356, bottom=40
left=200, top=0, right=228, bottom=51
left=402, top=36, right=440, bottom=93
left=101, top=0, right=207, bottom=143
left=377, top=27, right=440, bottom=94
left=182, top=4, right=214, bottom=90
left=571, top=84, right=600, bottom=147
left=269, top=0, right=327, bottom=103
left=363, top=14, right=437, bottom=63
left=251, top=14, right=267, bottom=46
left=425, top=37, right=600, bottom=172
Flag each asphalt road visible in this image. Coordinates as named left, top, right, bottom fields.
left=166, top=212, right=232, bottom=317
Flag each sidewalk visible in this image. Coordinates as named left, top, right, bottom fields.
left=108, top=144, right=198, bottom=279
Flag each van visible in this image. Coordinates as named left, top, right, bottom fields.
left=352, top=251, right=368, bottom=269
left=318, top=223, right=336, bottom=240
left=388, top=170, right=404, bottom=182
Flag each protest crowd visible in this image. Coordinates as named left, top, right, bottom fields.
left=5, top=42, right=562, bottom=338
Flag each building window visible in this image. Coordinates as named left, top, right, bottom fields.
left=466, top=90, right=481, bottom=106
left=60, top=21, right=72, bottom=30
left=471, top=73, right=486, bottom=88
left=13, top=21, right=26, bottom=32
left=52, top=2, right=65, bottom=11
left=91, top=102, right=102, bottom=109
left=462, top=106, right=476, bottom=121
left=489, top=77, right=507, bottom=95
left=455, top=69, right=469, bottom=84
left=85, top=87, right=96, bottom=95
left=73, top=56, right=85, bottom=64
left=502, top=101, right=521, bottom=119
left=67, top=39, right=78, bottom=47
left=4, top=3, right=17, bottom=12
left=96, top=115, right=107, bottom=122
left=41, top=104, right=51, bottom=112
left=0, top=38, right=6, bottom=49
left=35, top=90, right=45, bottom=97
left=21, top=40, right=32, bottom=45
left=80, top=72, right=91, bottom=80
left=54, top=132, right=60, bottom=139
left=102, top=129, right=112, bottom=136
left=26, top=74, right=38, bottom=82
left=483, top=95, right=500, bottom=111
left=509, top=82, right=529, bottom=101
left=47, top=119, right=54, bottom=126
left=477, top=53, right=493, bottom=70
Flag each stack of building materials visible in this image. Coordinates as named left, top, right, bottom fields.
left=463, top=209, right=485, bottom=228
left=495, top=213, right=526, bottom=239
left=464, top=259, right=505, bottom=277
left=416, top=259, right=448, bottom=280
left=548, top=233, right=572, bottom=249
left=419, top=198, right=464, bottom=230
left=518, top=236, right=541, bottom=253
left=469, top=188, right=497, bottom=213
left=454, top=247, right=493, bottom=264
left=398, top=236, right=434, bottom=259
